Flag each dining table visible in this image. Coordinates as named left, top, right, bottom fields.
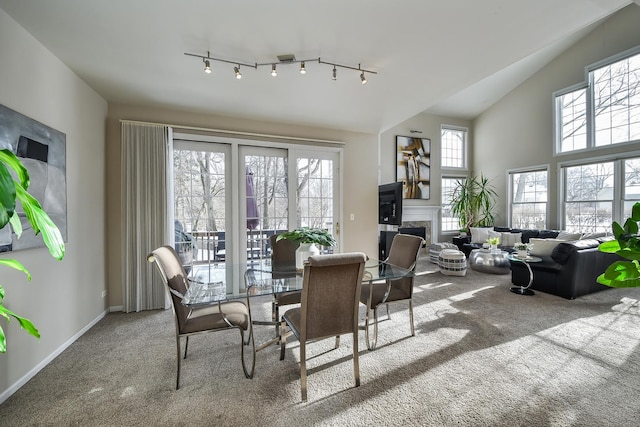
left=182, top=258, right=414, bottom=351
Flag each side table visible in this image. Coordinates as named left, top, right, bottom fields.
left=507, top=254, right=542, bottom=295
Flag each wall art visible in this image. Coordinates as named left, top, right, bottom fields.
left=396, top=135, right=430, bottom=199
left=0, top=104, right=67, bottom=253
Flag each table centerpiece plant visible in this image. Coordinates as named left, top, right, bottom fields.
left=0, top=149, right=65, bottom=353
left=276, top=227, right=336, bottom=270
left=514, top=242, right=533, bottom=258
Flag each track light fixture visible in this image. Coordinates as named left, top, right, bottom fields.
left=185, top=52, right=377, bottom=85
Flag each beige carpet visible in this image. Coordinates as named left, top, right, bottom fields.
left=1, top=259, right=640, bottom=426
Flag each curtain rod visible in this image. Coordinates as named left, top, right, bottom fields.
left=119, top=119, right=346, bottom=145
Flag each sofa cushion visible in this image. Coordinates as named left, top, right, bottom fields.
left=500, top=232, right=522, bottom=247
left=493, top=226, right=512, bottom=232
left=556, top=231, right=583, bottom=241
left=529, top=238, right=563, bottom=256
left=512, top=229, right=539, bottom=243
left=470, top=227, right=500, bottom=244
left=538, top=229, right=560, bottom=239
left=551, top=239, right=601, bottom=264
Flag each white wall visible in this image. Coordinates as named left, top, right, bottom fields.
left=0, top=9, right=107, bottom=401
left=379, top=112, right=472, bottom=241
left=474, top=4, right=640, bottom=228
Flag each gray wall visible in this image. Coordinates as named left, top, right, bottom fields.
left=474, top=4, right=640, bottom=229
left=0, top=9, right=107, bottom=400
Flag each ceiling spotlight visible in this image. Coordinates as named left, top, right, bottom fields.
left=234, top=66, right=242, bottom=79
left=332, top=66, right=337, bottom=80
left=300, top=61, right=306, bottom=74
left=204, top=59, right=211, bottom=74
left=271, top=64, right=277, bottom=77
left=360, top=71, right=367, bottom=85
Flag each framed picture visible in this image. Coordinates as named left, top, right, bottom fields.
left=0, top=104, right=67, bottom=253
left=396, top=135, right=430, bottom=200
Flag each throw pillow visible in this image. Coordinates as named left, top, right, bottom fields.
left=529, top=238, right=563, bottom=256
left=500, top=232, right=522, bottom=247
left=470, top=227, right=499, bottom=244
left=556, top=231, right=583, bottom=241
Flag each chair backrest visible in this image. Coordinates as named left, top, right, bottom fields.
left=299, top=252, right=367, bottom=341
left=148, top=246, right=190, bottom=332
left=270, top=234, right=299, bottom=274
left=386, top=234, right=424, bottom=298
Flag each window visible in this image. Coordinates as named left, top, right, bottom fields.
left=555, top=47, right=640, bottom=154
left=441, top=126, right=467, bottom=169
left=441, top=176, right=465, bottom=232
left=509, top=169, right=548, bottom=229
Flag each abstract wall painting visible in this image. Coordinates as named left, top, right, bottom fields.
left=396, top=136, right=430, bottom=200
left=0, top=104, right=67, bottom=253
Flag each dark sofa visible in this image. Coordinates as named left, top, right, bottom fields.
left=510, top=237, right=619, bottom=299
left=455, top=226, right=560, bottom=257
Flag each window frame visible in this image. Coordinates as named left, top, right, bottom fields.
left=440, top=125, right=468, bottom=171
left=553, top=45, right=640, bottom=156
left=440, top=174, right=468, bottom=234
left=507, top=165, right=550, bottom=229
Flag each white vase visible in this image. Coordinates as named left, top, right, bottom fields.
left=296, top=242, right=320, bottom=271
left=517, top=249, right=528, bottom=258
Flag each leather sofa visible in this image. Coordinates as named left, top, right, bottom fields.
left=455, top=226, right=560, bottom=257
left=510, top=237, right=619, bottom=299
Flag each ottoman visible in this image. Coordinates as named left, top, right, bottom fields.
left=438, top=249, right=467, bottom=276
left=469, top=249, right=510, bottom=274
left=429, top=242, right=458, bottom=264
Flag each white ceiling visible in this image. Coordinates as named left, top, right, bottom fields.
left=0, top=0, right=634, bottom=134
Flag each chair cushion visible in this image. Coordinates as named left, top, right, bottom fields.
left=275, top=291, right=301, bottom=306
left=182, top=301, right=250, bottom=333
left=282, top=307, right=302, bottom=340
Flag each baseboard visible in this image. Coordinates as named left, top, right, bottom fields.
left=109, top=305, right=123, bottom=312
left=0, top=309, right=108, bottom=404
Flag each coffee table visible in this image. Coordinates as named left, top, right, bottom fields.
left=469, top=249, right=511, bottom=274
left=507, top=254, right=542, bottom=295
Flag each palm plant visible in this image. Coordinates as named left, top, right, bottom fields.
left=0, top=149, right=65, bottom=353
left=449, top=174, right=498, bottom=232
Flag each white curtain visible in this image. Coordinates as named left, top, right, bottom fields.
left=121, top=122, right=173, bottom=312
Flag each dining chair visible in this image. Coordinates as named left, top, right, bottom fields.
left=269, top=233, right=300, bottom=337
left=279, top=252, right=367, bottom=402
left=360, top=233, right=423, bottom=350
left=147, top=245, right=255, bottom=389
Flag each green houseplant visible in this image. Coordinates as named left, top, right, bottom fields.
left=597, top=202, right=640, bottom=288
left=449, top=174, right=498, bottom=232
left=0, top=149, right=65, bottom=353
left=277, top=227, right=336, bottom=270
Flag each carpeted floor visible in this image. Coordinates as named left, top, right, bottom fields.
left=1, top=259, right=640, bottom=426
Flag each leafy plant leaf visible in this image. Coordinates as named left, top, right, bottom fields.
left=0, top=161, right=16, bottom=229
left=15, top=184, right=65, bottom=259
left=0, top=259, right=32, bottom=280
left=597, top=260, right=640, bottom=288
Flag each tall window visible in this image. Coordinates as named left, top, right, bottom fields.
left=555, top=47, right=640, bottom=154
left=441, top=176, right=465, bottom=232
left=509, top=169, right=548, bottom=229
left=562, top=161, right=614, bottom=232
left=441, top=126, right=467, bottom=169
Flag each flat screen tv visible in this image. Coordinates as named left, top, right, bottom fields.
left=378, top=182, right=403, bottom=225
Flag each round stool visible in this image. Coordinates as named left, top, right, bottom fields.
left=438, top=249, right=467, bottom=276
left=429, top=242, right=458, bottom=264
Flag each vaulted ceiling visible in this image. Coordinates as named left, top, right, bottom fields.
left=0, top=0, right=635, bottom=133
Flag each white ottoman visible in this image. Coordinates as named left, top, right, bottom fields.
left=438, top=249, right=467, bottom=276
left=429, top=242, right=458, bottom=264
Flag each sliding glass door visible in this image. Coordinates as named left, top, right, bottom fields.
left=172, top=137, right=340, bottom=291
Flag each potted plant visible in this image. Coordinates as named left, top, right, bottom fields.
left=449, top=174, right=498, bottom=233
left=277, top=227, right=336, bottom=270
left=514, top=242, right=533, bottom=258
left=0, top=149, right=65, bottom=353
left=487, top=236, right=500, bottom=252
left=597, top=202, right=640, bottom=288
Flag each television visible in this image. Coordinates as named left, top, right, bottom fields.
left=378, top=182, right=403, bottom=225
